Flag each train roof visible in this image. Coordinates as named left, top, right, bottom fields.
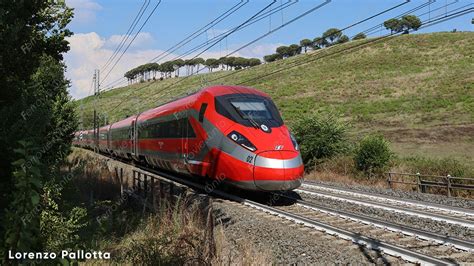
left=75, top=85, right=270, bottom=132
left=110, top=115, right=136, bottom=129
left=99, top=125, right=109, bottom=131
left=202, top=85, right=269, bottom=97
left=137, top=85, right=269, bottom=121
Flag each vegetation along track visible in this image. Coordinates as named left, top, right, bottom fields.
left=98, top=151, right=471, bottom=265
left=297, top=183, right=474, bottom=229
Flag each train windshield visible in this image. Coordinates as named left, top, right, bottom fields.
left=230, top=99, right=273, bottom=120
left=215, top=94, right=283, bottom=127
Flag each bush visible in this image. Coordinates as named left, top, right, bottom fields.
left=354, top=135, right=392, bottom=176
left=292, top=114, right=349, bottom=170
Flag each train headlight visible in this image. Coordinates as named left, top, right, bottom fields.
left=290, top=133, right=299, bottom=151
left=227, top=131, right=257, bottom=152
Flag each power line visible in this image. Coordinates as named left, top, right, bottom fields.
left=108, top=0, right=279, bottom=112
left=129, top=0, right=331, bottom=107
left=100, top=0, right=150, bottom=73
left=236, top=6, right=473, bottom=86
left=199, top=0, right=459, bottom=87
left=105, top=1, right=471, bottom=120
left=360, top=0, right=435, bottom=36
left=363, top=0, right=465, bottom=38
left=188, top=1, right=278, bottom=60
left=159, top=0, right=331, bottom=96
left=164, top=0, right=414, bottom=99
left=148, top=0, right=249, bottom=63
left=168, top=0, right=297, bottom=62
left=204, top=0, right=412, bottom=86
left=103, top=0, right=407, bottom=92
left=100, top=0, right=163, bottom=86
left=101, top=0, right=252, bottom=91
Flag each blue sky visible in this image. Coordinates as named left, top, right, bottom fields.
left=64, top=0, right=473, bottom=99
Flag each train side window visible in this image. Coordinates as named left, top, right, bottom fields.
left=137, top=118, right=196, bottom=139
left=199, top=103, right=208, bottom=123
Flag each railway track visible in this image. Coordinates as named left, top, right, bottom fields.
left=117, top=164, right=465, bottom=264
left=271, top=193, right=473, bottom=263
left=88, top=151, right=473, bottom=264
left=297, top=182, right=474, bottom=228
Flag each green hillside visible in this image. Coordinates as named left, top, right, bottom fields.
left=76, top=32, right=474, bottom=164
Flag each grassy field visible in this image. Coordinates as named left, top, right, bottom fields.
left=76, top=32, right=474, bottom=165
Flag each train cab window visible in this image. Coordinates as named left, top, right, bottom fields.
left=215, top=94, right=283, bottom=127
left=230, top=99, right=273, bottom=120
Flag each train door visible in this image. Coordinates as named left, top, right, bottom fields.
left=130, top=120, right=137, bottom=157
left=107, top=126, right=111, bottom=152
left=181, top=117, right=189, bottom=170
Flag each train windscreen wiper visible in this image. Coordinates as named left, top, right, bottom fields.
left=233, top=105, right=259, bottom=128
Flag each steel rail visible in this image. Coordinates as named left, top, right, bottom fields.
left=273, top=192, right=474, bottom=252
left=239, top=201, right=453, bottom=265
left=296, top=188, right=474, bottom=228
left=302, top=182, right=474, bottom=216
left=93, top=151, right=454, bottom=265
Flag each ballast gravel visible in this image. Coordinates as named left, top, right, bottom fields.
left=299, top=190, right=474, bottom=241
left=212, top=199, right=404, bottom=265
left=305, top=180, right=474, bottom=209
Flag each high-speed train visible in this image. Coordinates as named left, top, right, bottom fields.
left=73, top=85, right=304, bottom=191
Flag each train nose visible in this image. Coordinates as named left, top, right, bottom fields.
left=253, top=150, right=304, bottom=191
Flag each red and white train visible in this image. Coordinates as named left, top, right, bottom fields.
left=73, top=85, right=304, bottom=191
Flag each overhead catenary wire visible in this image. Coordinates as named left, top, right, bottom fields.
left=104, top=0, right=413, bottom=102
left=209, top=0, right=456, bottom=86
left=236, top=6, right=473, bottom=86
left=101, top=0, right=254, bottom=91
left=363, top=0, right=467, bottom=38
left=203, top=0, right=413, bottom=86
left=158, top=0, right=331, bottom=97
left=148, top=0, right=249, bottom=63
left=108, top=0, right=279, bottom=112
left=100, top=0, right=163, bottom=87
left=360, top=0, right=436, bottom=36
left=106, top=1, right=471, bottom=122
left=191, top=0, right=464, bottom=91
left=142, top=0, right=330, bottom=107
left=100, top=0, right=150, bottom=73
left=109, top=0, right=412, bottom=113
left=187, top=1, right=278, bottom=61
left=168, top=0, right=297, bottom=62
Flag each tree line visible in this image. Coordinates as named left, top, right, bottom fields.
left=264, top=15, right=422, bottom=63
left=1, top=1, right=80, bottom=261
left=125, top=56, right=261, bottom=84
left=124, top=15, right=422, bottom=82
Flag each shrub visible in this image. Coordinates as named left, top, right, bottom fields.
left=354, top=135, right=393, bottom=176
left=352, top=32, right=366, bottom=40
left=292, top=114, right=349, bottom=170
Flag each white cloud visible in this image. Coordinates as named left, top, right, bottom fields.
left=66, top=0, right=102, bottom=24
left=238, top=43, right=284, bottom=58
left=64, top=31, right=280, bottom=99
left=65, top=32, right=164, bottom=99
left=104, top=32, right=154, bottom=49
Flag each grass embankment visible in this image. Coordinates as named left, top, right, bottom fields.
left=76, top=32, right=474, bottom=167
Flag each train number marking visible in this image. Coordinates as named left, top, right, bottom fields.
left=246, top=156, right=254, bottom=164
